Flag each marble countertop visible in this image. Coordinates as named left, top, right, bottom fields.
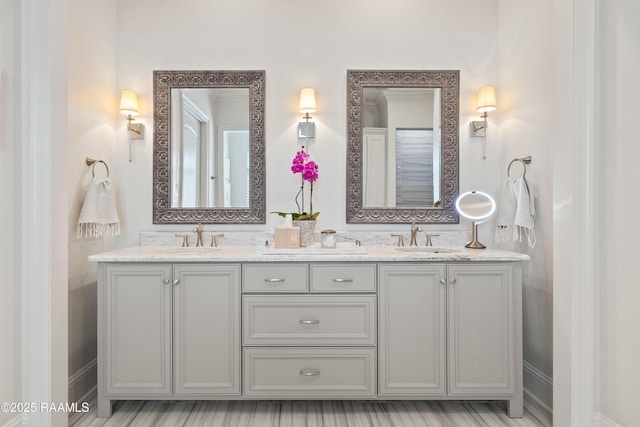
left=89, top=243, right=530, bottom=263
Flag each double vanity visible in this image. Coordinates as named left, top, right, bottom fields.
left=91, top=243, right=528, bottom=418
left=92, top=68, right=529, bottom=419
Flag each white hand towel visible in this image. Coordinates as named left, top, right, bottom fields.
left=77, top=177, right=120, bottom=238
left=495, top=176, right=536, bottom=248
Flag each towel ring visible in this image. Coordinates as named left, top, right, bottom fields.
left=85, top=156, right=110, bottom=178
left=507, top=154, right=532, bottom=179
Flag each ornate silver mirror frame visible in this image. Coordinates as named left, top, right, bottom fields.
left=153, top=70, right=266, bottom=223
left=346, top=70, right=459, bottom=223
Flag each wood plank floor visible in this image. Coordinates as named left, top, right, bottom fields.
left=70, top=400, right=549, bottom=427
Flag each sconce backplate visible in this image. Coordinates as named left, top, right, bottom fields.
left=298, top=121, right=315, bottom=143
left=128, top=123, right=144, bottom=140
left=470, top=121, right=486, bottom=137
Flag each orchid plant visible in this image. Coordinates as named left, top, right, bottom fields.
left=272, top=146, right=320, bottom=220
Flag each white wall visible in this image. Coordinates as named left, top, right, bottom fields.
left=114, top=0, right=502, bottom=248
left=67, top=0, right=118, bottom=404
left=498, top=0, right=554, bottom=412
left=0, top=1, right=21, bottom=425
left=599, top=0, right=640, bottom=424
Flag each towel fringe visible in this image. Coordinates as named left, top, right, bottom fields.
left=495, top=225, right=536, bottom=248
left=77, top=222, right=121, bottom=239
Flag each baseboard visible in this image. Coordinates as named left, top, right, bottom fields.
left=593, top=412, right=622, bottom=427
left=522, top=360, right=553, bottom=426
left=68, top=358, right=97, bottom=405
left=524, top=389, right=553, bottom=426
left=1, top=414, right=23, bottom=427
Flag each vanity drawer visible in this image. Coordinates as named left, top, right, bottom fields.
left=242, top=295, right=376, bottom=346
left=310, top=264, right=376, bottom=293
left=243, top=347, right=376, bottom=398
left=242, top=264, right=308, bottom=292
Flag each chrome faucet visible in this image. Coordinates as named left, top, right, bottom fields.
left=410, top=222, right=423, bottom=246
left=192, top=224, right=204, bottom=247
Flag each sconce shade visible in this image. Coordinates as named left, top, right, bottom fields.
left=299, top=88, right=317, bottom=113
left=476, top=86, right=496, bottom=113
left=119, top=90, right=139, bottom=116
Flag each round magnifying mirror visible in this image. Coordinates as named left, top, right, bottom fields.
left=455, top=191, right=496, bottom=249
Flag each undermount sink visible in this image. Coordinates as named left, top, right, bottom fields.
left=162, top=247, right=220, bottom=254
left=395, top=247, right=458, bottom=254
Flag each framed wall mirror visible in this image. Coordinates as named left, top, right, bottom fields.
left=346, top=70, right=459, bottom=223
left=153, top=70, right=265, bottom=223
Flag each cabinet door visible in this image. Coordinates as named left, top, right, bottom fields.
left=447, top=263, right=515, bottom=395
left=173, top=264, right=240, bottom=394
left=104, top=264, right=172, bottom=395
left=378, top=264, right=446, bottom=395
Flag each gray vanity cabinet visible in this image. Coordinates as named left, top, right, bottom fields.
left=172, top=264, right=241, bottom=395
left=378, top=264, right=447, bottom=395
left=98, top=263, right=241, bottom=417
left=241, top=263, right=378, bottom=398
left=96, top=256, right=523, bottom=418
left=378, top=262, right=523, bottom=417
left=101, top=264, right=173, bottom=397
left=447, top=263, right=517, bottom=397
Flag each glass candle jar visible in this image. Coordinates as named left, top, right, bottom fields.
left=320, top=229, right=337, bottom=248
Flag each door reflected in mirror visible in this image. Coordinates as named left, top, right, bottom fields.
left=346, top=70, right=459, bottom=224
left=170, top=88, right=250, bottom=208
left=362, top=87, right=441, bottom=208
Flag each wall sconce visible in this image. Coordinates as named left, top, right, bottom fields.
left=470, top=86, right=497, bottom=160
left=297, top=87, right=316, bottom=143
left=119, top=90, right=144, bottom=162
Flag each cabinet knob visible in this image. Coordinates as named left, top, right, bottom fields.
left=450, top=278, right=457, bottom=285
left=299, top=319, right=321, bottom=325
left=440, top=278, right=446, bottom=285
left=173, top=279, right=180, bottom=286
left=299, top=369, right=321, bottom=376
left=163, top=278, right=170, bottom=285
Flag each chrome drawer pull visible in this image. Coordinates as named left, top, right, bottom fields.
left=332, top=278, right=354, bottom=283
left=299, top=369, right=320, bottom=376
left=299, top=319, right=320, bottom=325
left=264, top=278, right=285, bottom=283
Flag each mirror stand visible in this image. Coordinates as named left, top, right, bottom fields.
left=466, top=222, right=486, bottom=249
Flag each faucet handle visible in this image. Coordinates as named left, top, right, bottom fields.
left=424, top=233, right=440, bottom=247
left=175, top=233, right=190, bottom=247
left=391, top=233, right=405, bottom=247
left=210, top=233, right=224, bottom=247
